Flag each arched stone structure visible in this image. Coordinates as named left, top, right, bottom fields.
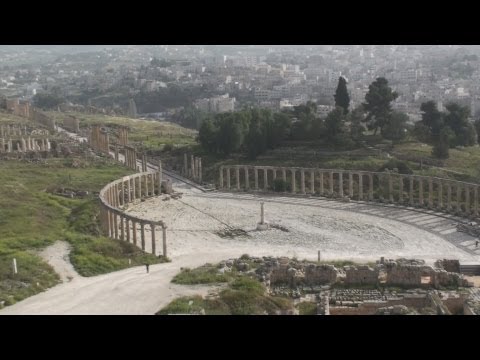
left=218, top=166, right=480, bottom=219
left=99, top=167, right=168, bottom=257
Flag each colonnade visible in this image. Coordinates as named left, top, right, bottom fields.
left=219, top=166, right=480, bottom=217
left=99, top=168, right=168, bottom=257
left=0, top=137, right=50, bottom=153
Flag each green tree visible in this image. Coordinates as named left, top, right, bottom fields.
left=245, top=114, right=267, bottom=159
left=198, top=117, right=218, bottom=152
left=325, top=107, right=345, bottom=139
left=216, top=114, right=245, bottom=155
left=444, top=103, right=472, bottom=146
left=362, top=77, right=398, bottom=136
left=348, top=105, right=366, bottom=140
left=382, top=111, right=409, bottom=141
left=334, top=76, right=350, bottom=114
left=432, top=127, right=452, bottom=159
left=474, top=118, right=480, bottom=143
left=33, top=93, right=64, bottom=110
left=420, top=101, right=444, bottom=141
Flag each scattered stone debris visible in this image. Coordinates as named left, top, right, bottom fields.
left=270, top=224, right=290, bottom=232
left=46, top=187, right=89, bottom=199
left=215, top=228, right=249, bottom=238
left=215, top=255, right=478, bottom=315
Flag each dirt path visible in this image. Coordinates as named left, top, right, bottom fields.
left=38, top=241, right=79, bottom=283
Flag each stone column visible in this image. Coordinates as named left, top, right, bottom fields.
left=138, top=175, right=142, bottom=198
left=113, top=213, right=118, bottom=239
left=465, top=185, right=470, bottom=214
left=236, top=167, right=240, bottom=190
left=191, top=155, right=195, bottom=179
left=150, top=173, right=155, bottom=196
left=115, top=144, right=119, bottom=161
left=320, top=172, right=324, bottom=195
left=1, top=138, right=4, bottom=153
left=109, top=211, right=114, bottom=238
left=219, top=166, right=224, bottom=189
left=263, top=168, right=268, bottom=190
left=418, top=178, right=424, bottom=205
left=272, top=169, right=277, bottom=181
left=198, top=158, right=202, bottom=183
left=226, top=168, right=231, bottom=189
left=399, top=176, right=403, bottom=203
left=184, top=153, right=188, bottom=176
left=254, top=168, right=259, bottom=190
left=329, top=172, right=334, bottom=195
left=447, top=184, right=452, bottom=211
left=438, top=181, right=443, bottom=209
left=358, top=173, right=363, bottom=200
left=388, top=174, right=393, bottom=202
left=428, top=178, right=433, bottom=208
left=368, top=174, right=373, bottom=201
left=300, top=169, right=305, bottom=194
left=310, top=170, right=315, bottom=194
left=457, top=185, right=462, bottom=212
left=127, top=177, right=131, bottom=203
left=126, top=218, right=130, bottom=243
left=348, top=172, right=353, bottom=197
left=151, top=223, right=156, bottom=256
left=338, top=172, right=344, bottom=197
left=144, top=173, right=148, bottom=196
left=194, top=157, right=199, bottom=180
left=162, top=225, right=167, bottom=257
left=291, top=169, right=296, bottom=194
left=120, top=216, right=125, bottom=241
left=409, top=176, right=414, bottom=205
left=132, top=220, right=137, bottom=246
left=158, top=161, right=162, bottom=194
left=475, top=186, right=479, bottom=216
left=140, top=223, right=146, bottom=251
left=244, top=167, right=249, bottom=190
left=282, top=168, right=287, bottom=183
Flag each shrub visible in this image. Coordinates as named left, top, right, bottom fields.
left=272, top=178, right=288, bottom=192
left=377, top=159, right=413, bottom=174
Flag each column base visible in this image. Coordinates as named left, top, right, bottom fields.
left=256, top=222, right=269, bottom=231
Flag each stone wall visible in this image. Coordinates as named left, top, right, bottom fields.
left=63, top=115, right=80, bottom=133
left=345, top=265, right=379, bottom=286
left=435, top=259, right=461, bottom=273
left=304, top=264, right=338, bottom=285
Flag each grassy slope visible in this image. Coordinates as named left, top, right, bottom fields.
left=45, top=111, right=197, bottom=150
left=0, top=158, right=163, bottom=307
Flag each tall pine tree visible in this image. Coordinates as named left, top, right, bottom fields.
left=334, top=76, right=350, bottom=114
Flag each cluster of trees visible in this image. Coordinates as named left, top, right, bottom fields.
left=33, top=93, right=65, bottom=110
left=198, top=76, right=412, bottom=158
left=198, top=108, right=291, bottom=158
left=414, top=101, right=477, bottom=158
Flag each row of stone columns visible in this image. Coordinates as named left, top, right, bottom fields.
left=0, top=137, right=50, bottom=153
left=100, top=167, right=167, bottom=256
left=117, top=127, right=129, bottom=146
left=141, top=154, right=148, bottom=172
left=101, top=205, right=167, bottom=257
left=124, top=146, right=137, bottom=171
left=106, top=173, right=162, bottom=209
left=0, top=125, right=28, bottom=137
left=219, top=166, right=480, bottom=216
left=183, top=153, right=202, bottom=183
left=89, top=125, right=110, bottom=154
